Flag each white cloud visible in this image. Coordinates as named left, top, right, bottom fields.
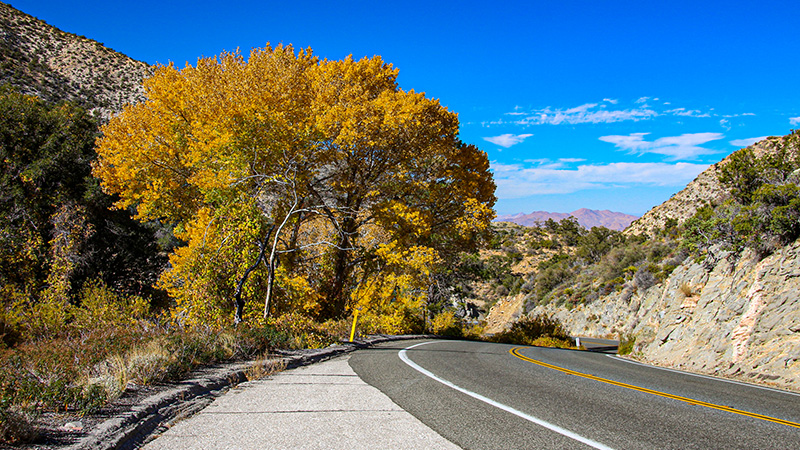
left=491, top=160, right=710, bottom=198
left=599, top=132, right=724, bottom=160
left=730, top=136, right=769, bottom=147
left=666, top=108, right=711, bottom=118
left=791, top=117, right=800, bottom=126
left=485, top=99, right=755, bottom=129
left=483, top=133, right=534, bottom=148
left=510, top=103, right=657, bottom=126
left=720, top=119, right=731, bottom=131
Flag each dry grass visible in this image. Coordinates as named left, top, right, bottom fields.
left=244, top=356, right=287, bottom=381
left=528, top=336, right=575, bottom=349
left=679, top=282, right=694, bottom=298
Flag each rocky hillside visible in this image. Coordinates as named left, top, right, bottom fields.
left=484, top=131, right=800, bottom=392
left=496, top=208, right=638, bottom=231
left=0, top=2, right=151, bottom=120
left=529, top=242, right=800, bottom=392
left=625, top=136, right=783, bottom=236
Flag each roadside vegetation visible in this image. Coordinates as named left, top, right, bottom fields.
left=0, top=46, right=497, bottom=444
left=488, top=314, right=573, bottom=348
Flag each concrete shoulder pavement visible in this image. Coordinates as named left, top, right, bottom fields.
left=142, top=355, right=460, bottom=450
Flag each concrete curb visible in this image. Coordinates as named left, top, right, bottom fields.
left=68, top=335, right=434, bottom=450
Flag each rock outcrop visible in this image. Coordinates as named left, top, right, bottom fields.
left=529, top=242, right=800, bottom=391
left=0, top=3, right=151, bottom=120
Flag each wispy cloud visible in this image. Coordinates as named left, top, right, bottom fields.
left=730, top=136, right=769, bottom=147
left=666, top=108, right=711, bottom=118
left=483, top=133, right=534, bottom=148
left=791, top=117, right=800, bottom=126
left=599, top=132, right=724, bottom=160
left=519, top=158, right=587, bottom=170
left=503, top=103, right=658, bottom=126
left=483, top=98, right=752, bottom=129
left=491, top=160, right=710, bottom=198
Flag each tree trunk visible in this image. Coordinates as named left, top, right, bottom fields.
left=233, top=225, right=274, bottom=324
left=263, top=250, right=278, bottom=318
left=320, top=217, right=357, bottom=320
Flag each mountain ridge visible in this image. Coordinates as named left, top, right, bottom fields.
left=495, top=208, right=638, bottom=231
left=0, top=2, right=151, bottom=120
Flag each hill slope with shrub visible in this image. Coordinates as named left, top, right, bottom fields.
left=0, top=3, right=150, bottom=120
left=480, top=132, right=800, bottom=391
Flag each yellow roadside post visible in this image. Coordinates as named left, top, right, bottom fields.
left=349, top=308, right=361, bottom=342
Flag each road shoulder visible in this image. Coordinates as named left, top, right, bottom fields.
left=142, top=355, right=460, bottom=450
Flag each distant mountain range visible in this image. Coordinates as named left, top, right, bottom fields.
left=495, top=208, right=639, bottom=231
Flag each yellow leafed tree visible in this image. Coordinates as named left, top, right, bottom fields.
left=94, top=45, right=495, bottom=327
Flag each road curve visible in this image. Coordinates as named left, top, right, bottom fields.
left=348, top=339, right=800, bottom=450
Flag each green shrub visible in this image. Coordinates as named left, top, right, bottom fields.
left=618, top=334, right=636, bottom=355
left=489, top=314, right=571, bottom=346
left=683, top=131, right=800, bottom=259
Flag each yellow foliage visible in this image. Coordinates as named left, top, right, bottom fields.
left=274, top=269, right=321, bottom=316
left=161, top=200, right=271, bottom=328
left=94, top=44, right=496, bottom=327
left=269, top=312, right=337, bottom=349
left=456, top=198, right=496, bottom=237
left=375, top=242, right=440, bottom=277
left=73, top=280, right=149, bottom=330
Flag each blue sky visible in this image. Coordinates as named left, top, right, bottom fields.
left=13, top=0, right=800, bottom=216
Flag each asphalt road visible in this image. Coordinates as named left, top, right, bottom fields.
left=349, top=339, right=800, bottom=449
left=575, top=336, right=619, bottom=353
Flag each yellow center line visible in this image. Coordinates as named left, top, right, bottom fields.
left=509, top=347, right=800, bottom=429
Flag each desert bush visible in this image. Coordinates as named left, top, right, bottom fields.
left=683, top=131, right=800, bottom=260
left=633, top=266, right=656, bottom=291
left=0, top=315, right=306, bottom=423
left=431, top=310, right=463, bottom=337
left=495, top=285, right=510, bottom=297
left=0, top=352, right=107, bottom=414
left=235, top=323, right=291, bottom=357
left=244, top=356, right=287, bottom=381
left=72, top=280, right=149, bottom=330
left=489, top=314, right=571, bottom=346
left=520, top=279, right=535, bottom=294
left=528, top=336, right=574, bottom=349
left=270, top=312, right=340, bottom=349
left=533, top=265, right=573, bottom=302
left=618, top=334, right=636, bottom=355
left=0, top=408, right=38, bottom=445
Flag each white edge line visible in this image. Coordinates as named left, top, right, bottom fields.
left=399, top=341, right=615, bottom=450
left=607, top=354, right=800, bottom=398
